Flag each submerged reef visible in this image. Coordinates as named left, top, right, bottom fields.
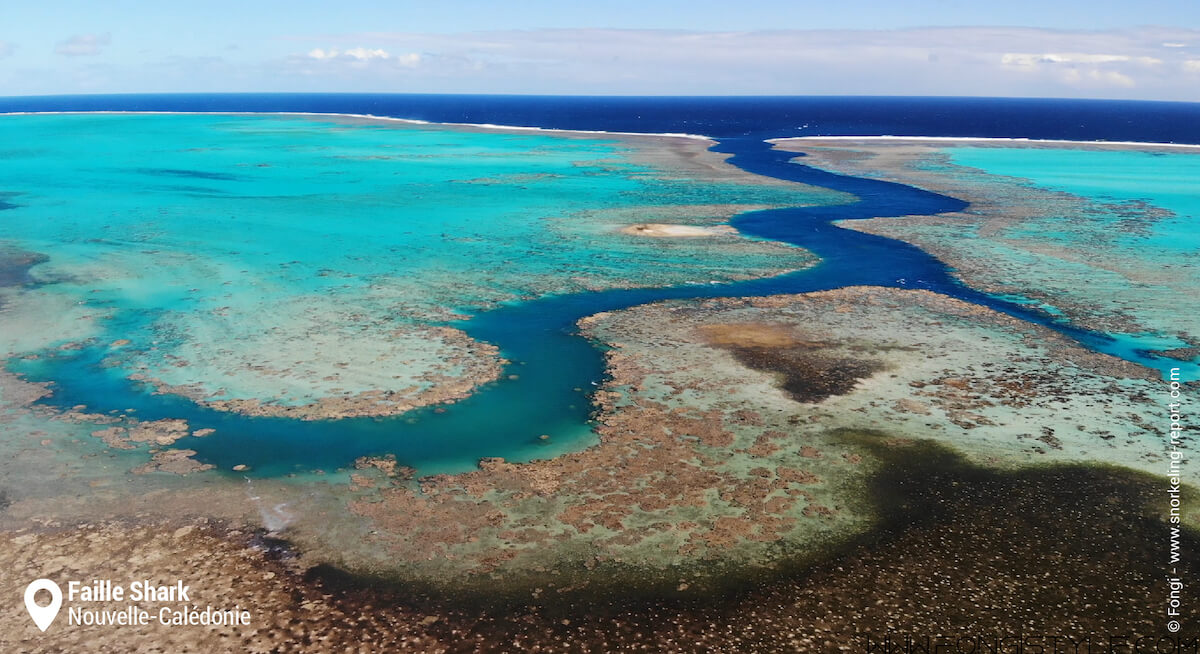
left=297, top=286, right=1192, bottom=593
left=3, top=284, right=1187, bottom=601
left=1, top=119, right=1196, bottom=649
left=0, top=244, right=46, bottom=290
left=0, top=114, right=844, bottom=422
left=773, top=138, right=1200, bottom=361
left=4, top=285, right=1191, bottom=650
left=124, top=324, right=505, bottom=421
left=2, top=414, right=1191, bottom=652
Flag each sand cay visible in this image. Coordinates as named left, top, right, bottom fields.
left=620, top=223, right=736, bottom=237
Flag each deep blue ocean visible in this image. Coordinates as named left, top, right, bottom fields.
left=4, top=94, right=1200, bottom=143
left=3, top=94, right=1198, bottom=475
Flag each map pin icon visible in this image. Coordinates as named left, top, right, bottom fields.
left=24, top=579, right=62, bottom=632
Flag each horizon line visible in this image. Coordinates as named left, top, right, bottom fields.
left=1, top=92, right=1199, bottom=106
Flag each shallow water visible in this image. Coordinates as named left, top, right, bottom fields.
left=941, top=146, right=1200, bottom=370
left=0, top=113, right=841, bottom=474
left=945, top=147, right=1200, bottom=254
left=0, top=114, right=1193, bottom=476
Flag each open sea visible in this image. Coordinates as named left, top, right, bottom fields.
left=1, top=95, right=1197, bottom=475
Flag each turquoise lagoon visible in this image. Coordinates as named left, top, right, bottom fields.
left=4, top=114, right=1196, bottom=480
left=940, top=146, right=1200, bottom=374
left=0, top=113, right=846, bottom=474
left=944, top=146, right=1200, bottom=256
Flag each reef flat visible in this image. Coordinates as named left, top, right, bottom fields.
left=771, top=137, right=1200, bottom=368
left=329, top=284, right=1185, bottom=591
left=6, top=282, right=1190, bottom=600
left=3, top=115, right=1197, bottom=649
left=8, top=460, right=1193, bottom=654
left=0, top=114, right=845, bottom=423
left=0, top=114, right=870, bottom=600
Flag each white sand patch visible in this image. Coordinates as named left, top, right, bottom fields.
left=620, top=223, right=736, bottom=237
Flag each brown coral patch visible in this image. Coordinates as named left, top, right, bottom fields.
left=699, top=323, right=886, bottom=402
left=90, top=418, right=193, bottom=449
left=139, top=326, right=503, bottom=420
left=131, top=448, right=215, bottom=475
left=1158, top=346, right=1200, bottom=361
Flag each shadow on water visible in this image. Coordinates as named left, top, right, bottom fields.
left=8, top=132, right=1168, bottom=476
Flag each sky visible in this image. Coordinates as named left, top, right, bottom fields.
left=2, top=0, right=1199, bottom=100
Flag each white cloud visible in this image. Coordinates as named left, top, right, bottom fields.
left=12, top=26, right=1200, bottom=100
left=1001, top=52, right=1148, bottom=66
left=344, top=47, right=390, bottom=61
left=392, top=52, right=422, bottom=67
left=314, top=26, right=1195, bottom=97
left=1102, top=71, right=1136, bottom=86
left=55, top=33, right=111, bottom=57
left=307, top=47, right=409, bottom=63
left=996, top=47, right=1173, bottom=89
left=1061, top=68, right=1135, bottom=87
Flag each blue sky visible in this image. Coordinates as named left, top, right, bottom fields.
left=2, top=1, right=1199, bottom=99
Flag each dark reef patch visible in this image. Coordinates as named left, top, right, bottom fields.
left=292, top=436, right=1196, bottom=651
left=1158, top=347, right=1200, bottom=362
left=0, top=192, right=20, bottom=211
left=699, top=322, right=887, bottom=402
left=135, top=167, right=240, bottom=181
left=155, top=184, right=233, bottom=195
left=729, top=346, right=885, bottom=403
left=0, top=245, right=48, bottom=288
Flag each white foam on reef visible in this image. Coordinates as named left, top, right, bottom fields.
left=6, top=112, right=1197, bottom=147
left=0, top=110, right=713, bottom=142
left=769, top=135, right=1200, bottom=149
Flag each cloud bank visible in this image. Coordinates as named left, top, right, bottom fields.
left=262, top=26, right=1200, bottom=100
left=308, top=47, right=393, bottom=62
left=302, top=47, right=422, bottom=69
left=7, top=26, right=1200, bottom=100
left=54, top=33, right=111, bottom=57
